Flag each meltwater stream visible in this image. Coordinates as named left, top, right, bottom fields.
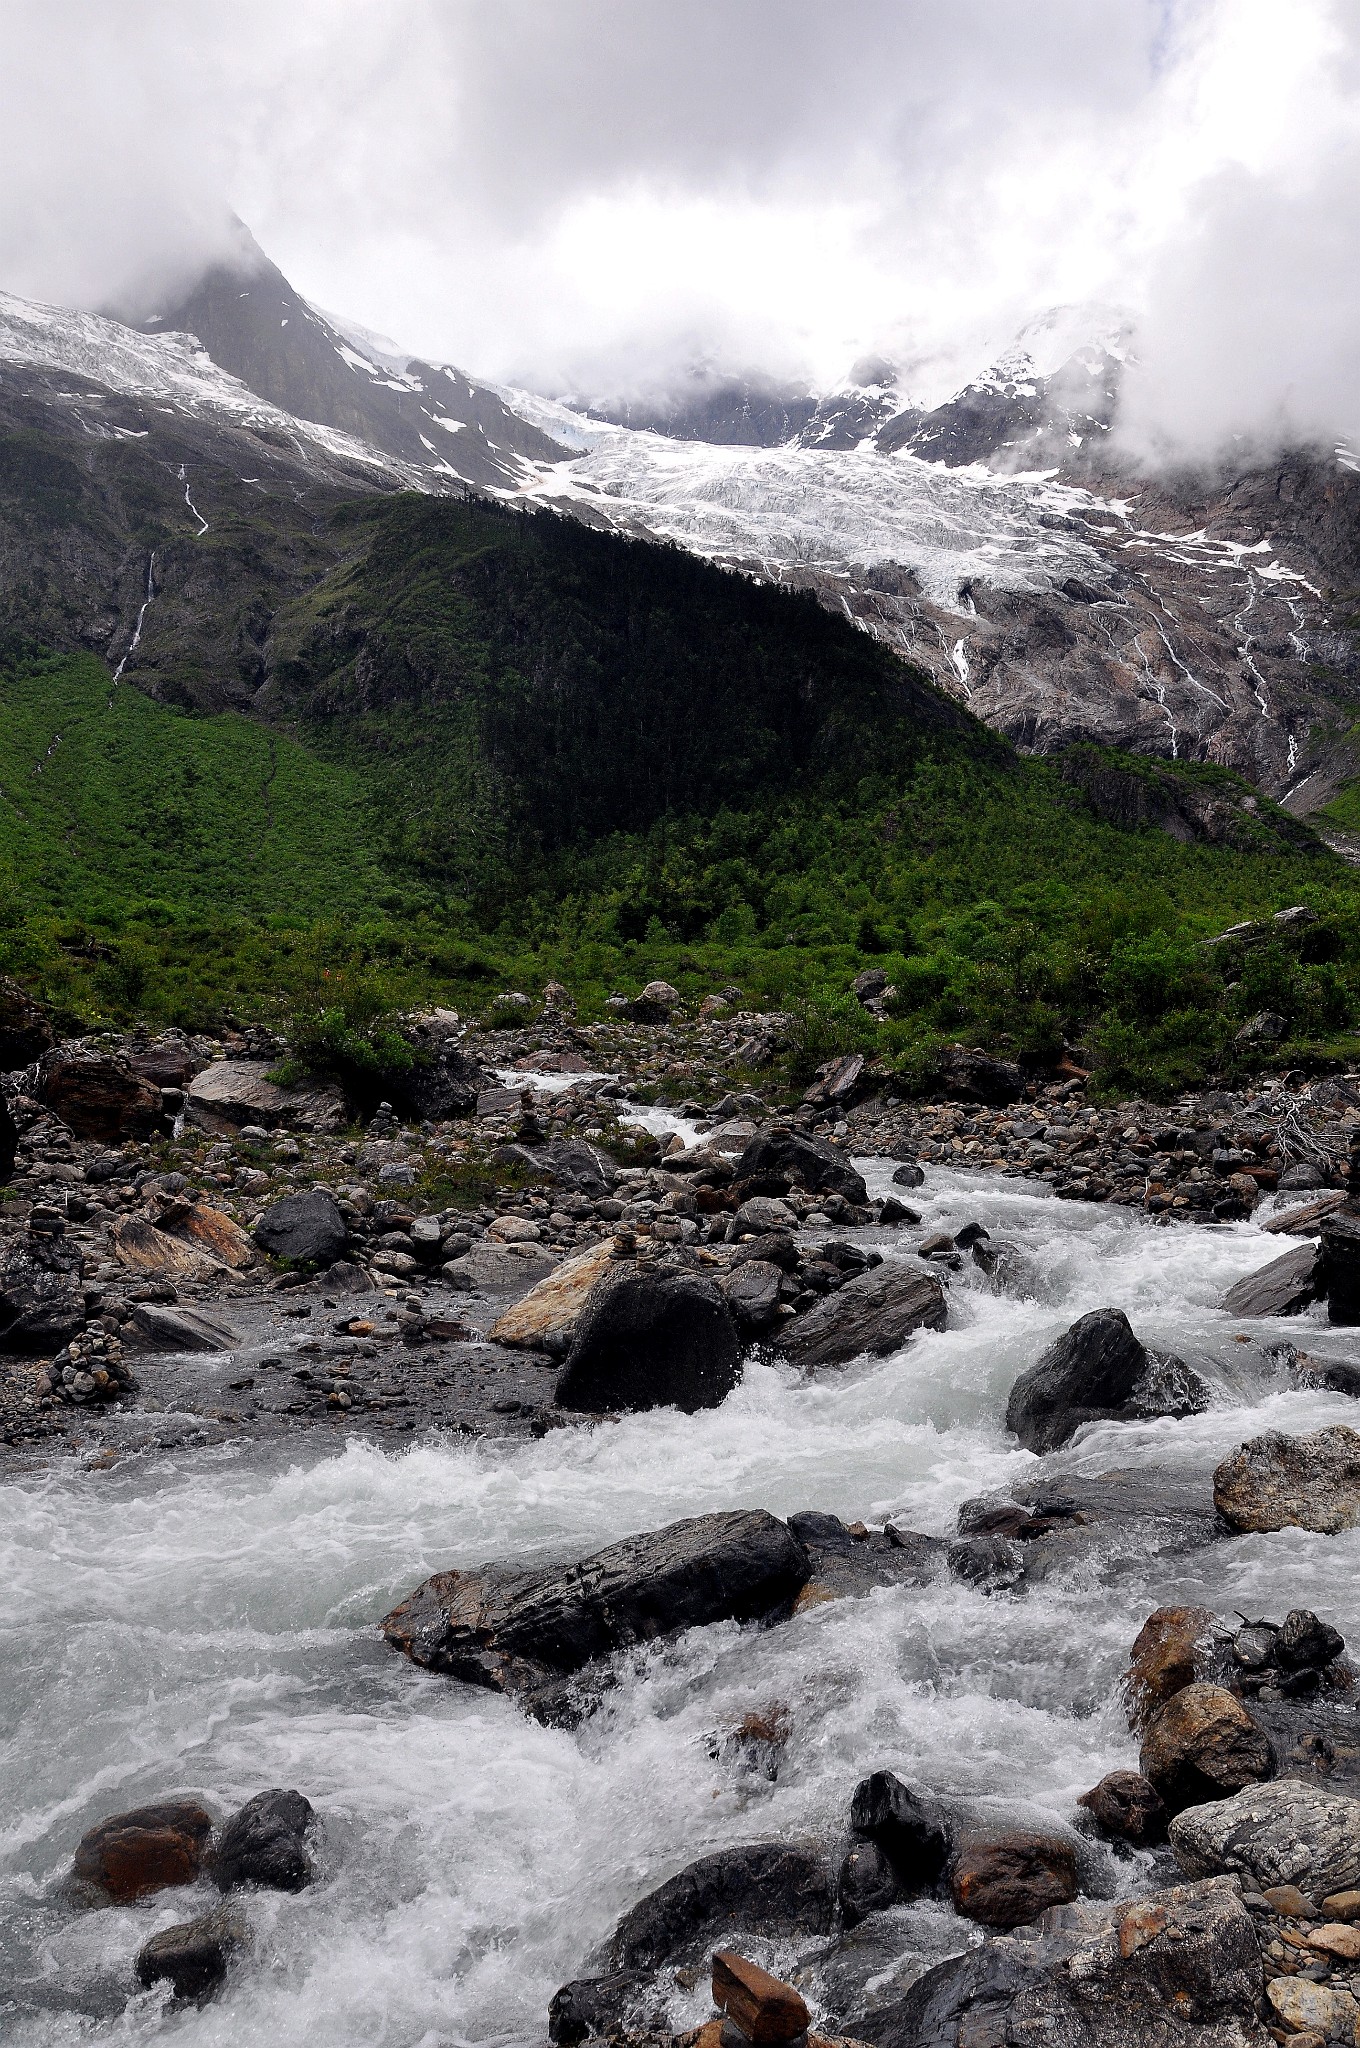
left=4, top=1147, right=1360, bottom=2043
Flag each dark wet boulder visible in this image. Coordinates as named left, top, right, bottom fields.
left=890, top=1160, right=925, bottom=1188
left=849, top=1770, right=950, bottom=1890
left=1139, top=1682, right=1275, bottom=1815
left=1005, top=1307, right=1210, bottom=1453
left=548, top=1971, right=652, bottom=2045
left=0, top=1237, right=86, bottom=1351
left=211, top=1788, right=314, bottom=1892
left=1222, top=1242, right=1322, bottom=1317
left=391, top=1043, right=496, bottom=1121
left=253, top=1189, right=348, bottom=1267
left=605, top=1841, right=835, bottom=1969
left=936, top=1047, right=1025, bottom=1106
left=383, top=1509, right=811, bottom=1708
left=1320, top=1211, right=1360, bottom=1324
left=775, top=1261, right=946, bottom=1371
left=718, top=1258, right=783, bottom=1334
left=735, top=1126, right=868, bottom=1203
left=36, top=1048, right=163, bottom=1141
left=72, top=1799, right=214, bottom=1903
left=0, top=976, right=54, bottom=1071
left=135, top=1905, right=244, bottom=2001
left=555, top=1269, right=740, bottom=1413
left=1078, top=1770, right=1168, bottom=1845
left=838, top=1838, right=901, bottom=1927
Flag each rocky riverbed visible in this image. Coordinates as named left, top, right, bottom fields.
left=5, top=988, right=1360, bottom=2045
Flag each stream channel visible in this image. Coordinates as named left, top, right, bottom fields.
left=3, top=1098, right=1360, bottom=2042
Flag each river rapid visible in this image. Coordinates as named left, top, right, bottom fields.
left=3, top=1132, right=1360, bottom=2044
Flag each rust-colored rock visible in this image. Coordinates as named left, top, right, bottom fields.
left=38, top=1049, right=162, bottom=1141
left=712, top=1950, right=810, bottom=2043
left=71, top=1799, right=214, bottom=1902
left=489, top=1238, right=621, bottom=1350
left=1077, top=1769, right=1167, bottom=1846
left=948, top=1830, right=1078, bottom=1928
left=1124, top=1605, right=1223, bottom=1732
left=151, top=1199, right=255, bottom=1270
left=109, top=1216, right=221, bottom=1280
left=1139, top=1681, right=1275, bottom=1814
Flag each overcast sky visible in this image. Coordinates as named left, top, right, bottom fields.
left=1, top=0, right=1357, bottom=453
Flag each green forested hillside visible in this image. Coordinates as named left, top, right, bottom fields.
left=1, top=490, right=1358, bottom=1096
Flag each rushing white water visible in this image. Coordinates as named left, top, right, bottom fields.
left=4, top=1158, right=1360, bottom=2044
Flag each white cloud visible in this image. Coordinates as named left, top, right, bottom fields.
left=0, top=0, right=1357, bottom=455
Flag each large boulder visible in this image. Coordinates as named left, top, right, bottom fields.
left=0, top=978, right=53, bottom=1070
left=1124, top=1606, right=1225, bottom=1731
left=718, top=1259, right=784, bottom=1335
left=774, top=1261, right=946, bottom=1372
left=1170, top=1779, right=1360, bottom=1898
left=253, top=1189, right=348, bottom=1267
left=382, top=1509, right=810, bottom=1707
left=937, top=1047, right=1026, bottom=1105
left=554, top=1269, right=741, bottom=1413
left=734, top=1127, right=868, bottom=1204
left=0, top=1238, right=86, bottom=1350
left=854, top=1877, right=1267, bottom=2048
left=37, top=1048, right=162, bottom=1141
left=1221, top=1242, right=1322, bottom=1317
left=135, top=1905, right=244, bottom=2002
left=1138, top=1682, right=1275, bottom=1814
left=489, top=1239, right=622, bottom=1351
left=211, top=1788, right=314, bottom=1892
left=1005, top=1308, right=1209, bottom=1453
left=1320, top=1211, right=1360, bottom=1324
left=605, top=1842, right=835, bottom=1969
left=390, top=1043, right=496, bottom=1121
left=71, top=1798, right=214, bottom=1903
left=1214, top=1425, right=1360, bottom=1534
left=184, top=1060, right=346, bottom=1135
left=949, top=1830, right=1078, bottom=1929
left=110, top=1215, right=222, bottom=1282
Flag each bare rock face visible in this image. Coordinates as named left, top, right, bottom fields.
left=1005, top=1308, right=1209, bottom=1453
left=774, top=1261, right=946, bottom=1371
left=110, top=1216, right=222, bottom=1282
left=71, top=1798, right=214, bottom=1903
left=554, top=1269, right=741, bottom=1414
left=1139, top=1682, right=1275, bottom=1815
left=1078, top=1770, right=1168, bottom=1846
left=1124, top=1606, right=1226, bottom=1732
left=37, top=1048, right=162, bottom=1141
left=852, top=1876, right=1268, bottom=2048
left=382, top=1509, right=811, bottom=1711
left=1221, top=1242, right=1322, bottom=1317
left=1170, top=1779, right=1360, bottom=1899
left=1214, top=1425, right=1360, bottom=1534
left=948, top=1829, right=1078, bottom=1928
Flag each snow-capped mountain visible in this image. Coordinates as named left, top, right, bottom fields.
left=0, top=235, right=1355, bottom=808
left=111, top=218, right=566, bottom=490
